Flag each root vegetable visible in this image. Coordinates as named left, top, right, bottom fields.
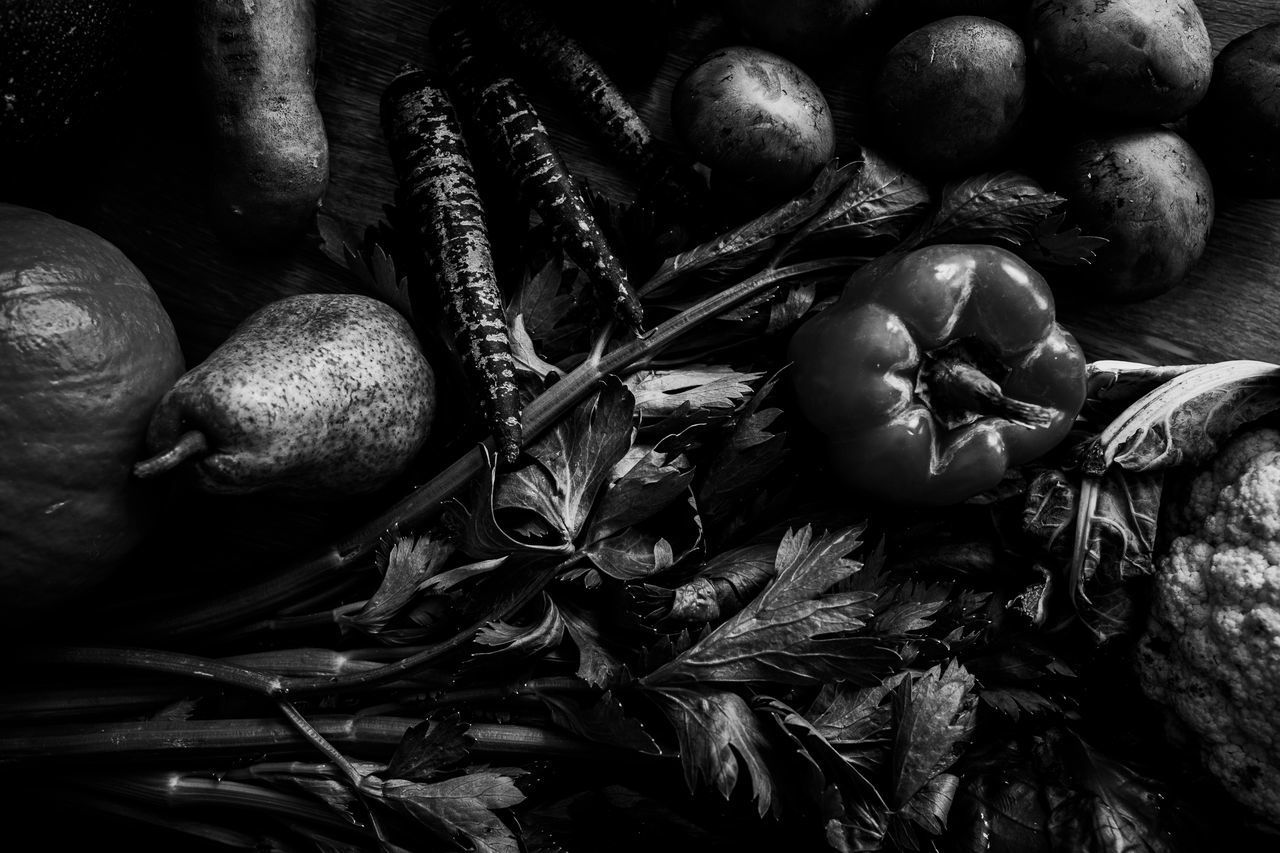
left=380, top=65, right=522, bottom=466
left=429, top=5, right=644, bottom=334
left=196, top=0, right=330, bottom=247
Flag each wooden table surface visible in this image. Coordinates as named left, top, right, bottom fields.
left=9, top=0, right=1280, bottom=368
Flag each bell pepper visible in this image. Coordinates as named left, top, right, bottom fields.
left=788, top=243, right=1087, bottom=506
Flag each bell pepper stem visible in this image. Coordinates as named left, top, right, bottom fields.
left=926, top=356, right=1054, bottom=429
left=132, top=429, right=208, bottom=479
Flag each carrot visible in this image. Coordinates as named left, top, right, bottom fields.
left=380, top=64, right=521, bottom=466
left=196, top=0, right=329, bottom=248
left=473, top=0, right=708, bottom=221
left=428, top=5, right=646, bottom=336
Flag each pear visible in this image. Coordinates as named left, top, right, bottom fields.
left=134, top=292, right=436, bottom=499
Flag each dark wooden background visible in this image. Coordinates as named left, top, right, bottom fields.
left=7, top=0, right=1280, bottom=369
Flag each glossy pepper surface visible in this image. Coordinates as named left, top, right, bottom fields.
left=788, top=244, right=1087, bottom=506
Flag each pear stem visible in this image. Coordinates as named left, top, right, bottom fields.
left=132, top=430, right=208, bottom=479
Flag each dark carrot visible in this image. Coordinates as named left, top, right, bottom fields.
left=428, top=5, right=646, bottom=335
left=380, top=64, right=521, bottom=466
left=473, top=0, right=708, bottom=221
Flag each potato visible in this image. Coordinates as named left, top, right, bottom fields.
left=1047, top=128, right=1214, bottom=302
left=672, top=46, right=835, bottom=203
left=720, top=0, right=888, bottom=67
left=1027, top=0, right=1212, bottom=122
left=869, top=15, right=1028, bottom=179
left=1189, top=23, right=1280, bottom=197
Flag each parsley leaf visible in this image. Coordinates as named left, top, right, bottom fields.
left=641, top=525, right=899, bottom=688
left=642, top=685, right=776, bottom=816
left=381, top=770, right=526, bottom=853
left=385, top=713, right=475, bottom=782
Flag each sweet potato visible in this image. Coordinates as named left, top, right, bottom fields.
left=196, top=0, right=330, bottom=248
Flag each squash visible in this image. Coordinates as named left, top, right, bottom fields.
left=0, top=203, right=185, bottom=618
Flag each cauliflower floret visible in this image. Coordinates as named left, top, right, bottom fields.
left=1178, top=428, right=1280, bottom=535
left=1137, top=427, right=1280, bottom=827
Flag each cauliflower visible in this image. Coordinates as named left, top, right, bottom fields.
left=1135, top=427, right=1280, bottom=826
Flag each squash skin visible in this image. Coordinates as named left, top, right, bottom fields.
left=0, top=203, right=185, bottom=616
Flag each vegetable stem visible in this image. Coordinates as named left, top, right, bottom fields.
left=27, top=553, right=575, bottom=697
left=0, top=715, right=598, bottom=763
left=131, top=429, right=207, bottom=479
left=925, top=355, right=1055, bottom=429
left=123, top=258, right=851, bottom=644
left=276, top=700, right=368, bottom=793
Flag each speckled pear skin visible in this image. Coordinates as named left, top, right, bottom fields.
left=144, top=292, right=435, bottom=498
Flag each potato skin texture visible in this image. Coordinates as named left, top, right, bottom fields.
left=869, top=15, right=1027, bottom=179
left=198, top=0, right=329, bottom=248
left=672, top=46, right=835, bottom=203
left=1050, top=128, right=1213, bottom=302
left=1189, top=23, right=1280, bottom=197
left=1027, top=0, right=1212, bottom=123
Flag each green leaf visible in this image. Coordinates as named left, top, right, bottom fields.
left=806, top=679, right=901, bottom=751
left=978, top=686, right=1063, bottom=720
left=809, top=147, right=932, bottom=243
left=315, top=210, right=356, bottom=270
left=463, top=380, right=636, bottom=557
left=897, top=772, right=960, bottom=835
left=385, top=713, right=475, bottom=782
left=316, top=211, right=415, bottom=321
left=507, top=313, right=562, bottom=380
left=625, top=366, right=765, bottom=420
left=583, top=529, right=677, bottom=582
left=756, top=696, right=886, bottom=815
left=555, top=592, right=631, bottom=687
left=468, top=593, right=566, bottom=669
left=905, top=171, right=1066, bottom=250
left=382, top=770, right=526, bottom=853
left=1017, top=212, right=1109, bottom=267
left=643, top=685, right=777, bottom=817
left=536, top=689, right=664, bottom=755
left=338, top=534, right=454, bottom=637
left=643, top=161, right=859, bottom=298
left=1084, top=468, right=1162, bottom=585
left=890, top=660, right=977, bottom=811
left=641, top=525, right=899, bottom=688
left=657, top=540, right=780, bottom=624
left=582, top=447, right=696, bottom=543
left=420, top=557, right=508, bottom=594
left=869, top=582, right=954, bottom=638
left=765, top=282, right=816, bottom=334
left=509, top=256, right=575, bottom=345
left=1022, top=468, right=1079, bottom=559
left=697, top=374, right=793, bottom=546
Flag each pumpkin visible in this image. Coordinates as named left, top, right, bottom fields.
left=0, top=203, right=185, bottom=618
